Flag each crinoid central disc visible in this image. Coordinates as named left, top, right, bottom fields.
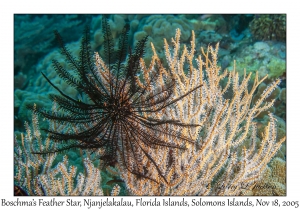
left=107, top=99, right=132, bottom=121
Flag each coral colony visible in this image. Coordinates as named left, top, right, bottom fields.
left=14, top=14, right=286, bottom=196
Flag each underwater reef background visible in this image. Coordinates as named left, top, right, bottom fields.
left=14, top=14, right=286, bottom=195
left=14, top=14, right=286, bottom=131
